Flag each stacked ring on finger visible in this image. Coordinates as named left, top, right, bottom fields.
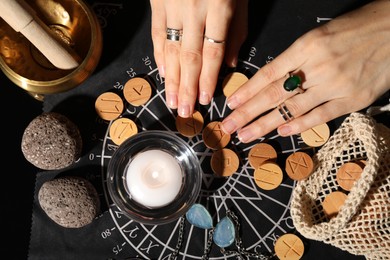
left=166, top=28, right=183, bottom=41
left=278, top=102, right=294, bottom=122
left=283, top=73, right=304, bottom=94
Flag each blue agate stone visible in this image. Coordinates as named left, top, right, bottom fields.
left=213, top=216, right=235, bottom=248
left=186, top=204, right=213, bottom=229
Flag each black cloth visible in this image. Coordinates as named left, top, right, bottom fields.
left=23, top=0, right=389, bottom=259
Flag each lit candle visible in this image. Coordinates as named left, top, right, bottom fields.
left=126, top=149, right=183, bottom=208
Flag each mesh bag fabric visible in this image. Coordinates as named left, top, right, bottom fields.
left=290, top=112, right=390, bottom=259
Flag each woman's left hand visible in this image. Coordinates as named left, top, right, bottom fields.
left=150, top=0, right=248, bottom=118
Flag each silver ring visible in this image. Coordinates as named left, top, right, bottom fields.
left=167, top=28, right=182, bottom=41
left=278, top=102, right=294, bottom=122
left=167, top=34, right=181, bottom=41
left=204, top=35, right=225, bottom=44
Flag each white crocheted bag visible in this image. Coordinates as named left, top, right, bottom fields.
left=290, top=112, right=390, bottom=259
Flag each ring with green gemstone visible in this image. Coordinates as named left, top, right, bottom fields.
left=283, top=74, right=304, bottom=93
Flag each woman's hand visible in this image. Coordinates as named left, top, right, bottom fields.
left=150, top=0, right=248, bottom=117
left=221, top=0, right=390, bottom=143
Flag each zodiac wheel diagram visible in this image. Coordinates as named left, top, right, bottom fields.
left=99, top=55, right=303, bottom=259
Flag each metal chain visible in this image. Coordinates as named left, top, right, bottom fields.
left=219, top=210, right=274, bottom=260
left=169, top=216, right=186, bottom=260
left=201, top=228, right=215, bottom=260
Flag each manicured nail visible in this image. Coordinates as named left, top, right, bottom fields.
left=227, top=96, right=239, bottom=110
left=237, top=128, right=255, bottom=143
left=278, top=125, right=292, bottom=136
left=167, top=93, right=177, bottom=109
left=199, top=91, right=210, bottom=105
left=179, top=104, right=190, bottom=118
left=221, top=118, right=237, bottom=134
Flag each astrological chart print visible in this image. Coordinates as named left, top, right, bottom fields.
left=32, top=1, right=376, bottom=259
left=95, top=51, right=312, bottom=260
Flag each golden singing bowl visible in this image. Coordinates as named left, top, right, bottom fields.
left=0, top=0, right=102, bottom=101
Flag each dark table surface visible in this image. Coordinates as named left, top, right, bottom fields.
left=2, top=76, right=42, bottom=259
left=2, top=0, right=389, bottom=259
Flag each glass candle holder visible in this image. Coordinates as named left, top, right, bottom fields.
left=107, top=130, right=202, bottom=225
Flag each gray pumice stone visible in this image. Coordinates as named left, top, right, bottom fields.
left=38, top=176, right=100, bottom=228
left=21, top=112, right=82, bottom=170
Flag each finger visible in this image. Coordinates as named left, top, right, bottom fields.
left=224, top=0, right=248, bottom=68
left=198, top=1, right=235, bottom=105
left=235, top=87, right=331, bottom=142
left=164, top=0, right=183, bottom=109
left=226, top=37, right=307, bottom=110
left=277, top=99, right=351, bottom=136
left=177, top=3, right=206, bottom=117
left=221, top=77, right=295, bottom=135
left=198, top=36, right=226, bottom=105
left=150, top=0, right=167, bottom=78
left=236, top=106, right=289, bottom=143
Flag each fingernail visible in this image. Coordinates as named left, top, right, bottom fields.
left=167, top=93, right=177, bottom=109
left=179, top=104, right=190, bottom=118
left=159, top=65, right=165, bottom=78
left=237, top=128, right=255, bottom=143
left=227, top=96, right=239, bottom=110
left=199, top=91, right=210, bottom=105
left=221, top=118, right=237, bottom=134
left=278, top=125, right=292, bottom=136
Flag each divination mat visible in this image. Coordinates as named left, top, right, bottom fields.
left=28, top=0, right=388, bottom=259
